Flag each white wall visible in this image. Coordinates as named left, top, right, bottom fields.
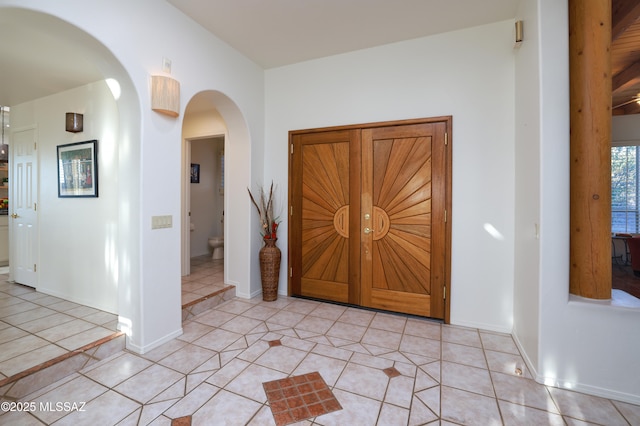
left=4, top=0, right=265, bottom=353
left=11, top=81, right=119, bottom=313
left=513, top=0, right=542, bottom=377
left=612, top=114, right=640, bottom=145
left=513, top=0, right=640, bottom=404
left=266, top=21, right=517, bottom=332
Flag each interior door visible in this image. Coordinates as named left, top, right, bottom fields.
left=11, top=126, right=38, bottom=287
left=289, top=118, right=450, bottom=320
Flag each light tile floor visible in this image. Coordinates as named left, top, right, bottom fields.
left=1, top=257, right=639, bottom=425
left=0, top=278, right=119, bottom=382
left=181, top=257, right=227, bottom=307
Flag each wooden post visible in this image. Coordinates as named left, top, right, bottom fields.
left=569, top=0, right=612, bottom=299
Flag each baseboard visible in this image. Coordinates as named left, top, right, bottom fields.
left=512, top=333, right=640, bottom=405
left=125, top=327, right=183, bottom=355
left=449, top=318, right=513, bottom=334
left=511, top=331, right=540, bottom=381
left=535, top=373, right=640, bottom=406
left=35, top=285, right=117, bottom=315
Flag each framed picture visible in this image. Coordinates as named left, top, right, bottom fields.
left=57, top=140, right=98, bottom=197
left=191, top=163, right=200, bottom=183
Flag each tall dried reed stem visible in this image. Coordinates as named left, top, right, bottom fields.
left=248, top=181, right=279, bottom=239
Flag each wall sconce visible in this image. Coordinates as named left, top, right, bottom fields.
left=151, top=75, right=180, bottom=117
left=65, top=112, right=83, bottom=133
left=515, top=20, right=524, bottom=45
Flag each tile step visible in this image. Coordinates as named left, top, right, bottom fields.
left=0, top=332, right=125, bottom=399
left=182, top=285, right=236, bottom=322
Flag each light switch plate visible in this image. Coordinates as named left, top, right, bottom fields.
left=152, top=215, right=172, bottom=229
left=162, top=57, right=172, bottom=74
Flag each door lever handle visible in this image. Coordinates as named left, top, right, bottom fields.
left=364, top=227, right=372, bottom=234
left=10, top=213, right=18, bottom=219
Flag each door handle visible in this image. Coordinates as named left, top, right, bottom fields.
left=10, top=213, right=18, bottom=219
left=364, top=227, right=372, bottom=234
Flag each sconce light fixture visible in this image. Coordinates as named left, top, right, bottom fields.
left=151, top=75, right=180, bottom=117
left=515, top=20, right=524, bottom=45
left=65, top=112, right=83, bottom=133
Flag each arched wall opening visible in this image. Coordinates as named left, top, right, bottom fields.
left=0, top=6, right=142, bottom=345
left=1, top=2, right=265, bottom=353
left=181, top=90, right=256, bottom=300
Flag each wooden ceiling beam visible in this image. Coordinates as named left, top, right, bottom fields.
left=613, top=101, right=640, bottom=115
left=612, top=59, right=640, bottom=92
left=612, top=0, right=640, bottom=41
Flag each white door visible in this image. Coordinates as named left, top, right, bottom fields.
left=10, top=127, right=38, bottom=287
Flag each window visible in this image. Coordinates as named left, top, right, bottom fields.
left=611, top=145, right=640, bottom=233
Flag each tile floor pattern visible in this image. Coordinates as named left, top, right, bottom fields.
left=1, top=296, right=639, bottom=425
left=0, top=256, right=638, bottom=425
left=0, top=277, right=119, bottom=382
left=181, top=257, right=228, bottom=308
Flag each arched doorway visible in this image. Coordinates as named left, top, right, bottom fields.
left=181, top=90, right=256, bottom=300
left=0, top=7, right=142, bottom=347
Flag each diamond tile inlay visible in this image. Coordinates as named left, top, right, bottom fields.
left=383, top=366, right=402, bottom=378
left=171, top=415, right=192, bottom=426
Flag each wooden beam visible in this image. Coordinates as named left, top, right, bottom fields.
left=614, top=100, right=640, bottom=115
left=612, top=0, right=640, bottom=41
left=569, top=0, right=612, bottom=299
left=612, top=59, right=640, bottom=92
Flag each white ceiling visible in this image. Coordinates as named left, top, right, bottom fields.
left=0, top=9, right=106, bottom=107
left=0, top=1, right=518, bottom=106
left=167, top=0, right=520, bottom=68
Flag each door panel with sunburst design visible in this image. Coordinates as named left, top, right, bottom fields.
left=290, top=129, right=359, bottom=303
left=289, top=119, right=450, bottom=320
left=361, top=123, right=447, bottom=317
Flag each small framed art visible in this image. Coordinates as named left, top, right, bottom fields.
left=57, top=140, right=98, bottom=197
left=191, top=163, right=200, bottom=183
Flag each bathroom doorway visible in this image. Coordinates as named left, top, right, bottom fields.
left=180, top=92, right=229, bottom=277
left=181, top=134, right=228, bottom=310
left=189, top=136, right=225, bottom=259
left=182, top=134, right=226, bottom=276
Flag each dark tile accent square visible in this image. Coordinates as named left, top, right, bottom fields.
left=302, top=392, right=319, bottom=404
left=307, top=402, right=326, bottom=416
left=297, top=383, right=313, bottom=394
left=323, top=398, right=343, bottom=412
left=171, top=415, right=192, bottom=426
left=268, top=339, right=282, bottom=347
left=287, top=395, right=304, bottom=408
left=263, top=371, right=342, bottom=426
left=383, top=366, right=401, bottom=378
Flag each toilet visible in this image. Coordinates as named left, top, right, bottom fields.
left=208, top=236, right=224, bottom=259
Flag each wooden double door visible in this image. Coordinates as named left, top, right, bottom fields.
left=288, top=118, right=451, bottom=320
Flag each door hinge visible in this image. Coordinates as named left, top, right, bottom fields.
left=290, top=267, right=293, bottom=277
left=34, top=142, right=37, bottom=150
left=444, top=132, right=448, bottom=145
left=34, top=203, right=37, bottom=212
left=290, top=144, right=294, bottom=154
left=444, top=209, right=447, bottom=223
left=290, top=206, right=293, bottom=216
left=34, top=264, right=37, bottom=272
left=443, top=286, right=446, bottom=300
